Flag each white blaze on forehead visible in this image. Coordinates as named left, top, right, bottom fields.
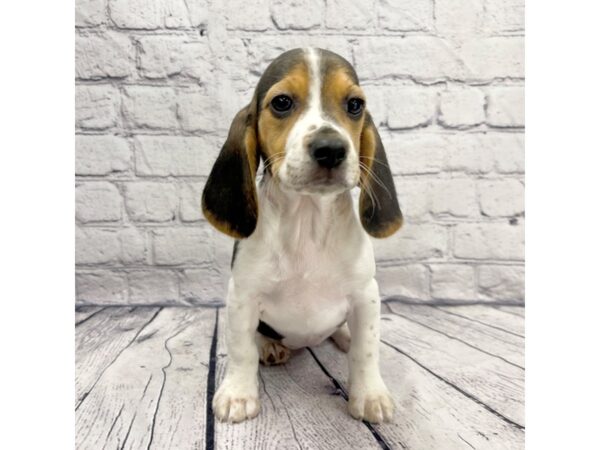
left=301, top=47, right=349, bottom=137
left=305, top=47, right=324, bottom=124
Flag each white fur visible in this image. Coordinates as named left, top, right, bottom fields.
left=213, top=48, right=394, bottom=424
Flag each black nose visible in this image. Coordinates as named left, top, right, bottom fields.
left=309, top=137, right=347, bottom=169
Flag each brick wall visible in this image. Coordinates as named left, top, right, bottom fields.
left=75, top=0, right=525, bottom=305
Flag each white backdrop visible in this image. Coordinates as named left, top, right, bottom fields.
left=75, top=0, right=524, bottom=305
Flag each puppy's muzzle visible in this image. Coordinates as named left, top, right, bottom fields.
left=309, top=129, right=347, bottom=170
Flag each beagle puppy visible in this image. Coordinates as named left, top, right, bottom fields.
left=202, top=48, right=402, bottom=424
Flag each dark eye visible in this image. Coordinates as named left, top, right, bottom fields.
left=346, top=98, right=364, bottom=117
left=271, top=95, right=293, bottom=114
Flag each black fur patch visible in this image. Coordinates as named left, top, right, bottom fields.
left=255, top=48, right=306, bottom=112
left=360, top=113, right=403, bottom=237
left=257, top=320, right=284, bottom=340
left=202, top=113, right=259, bottom=238
left=318, top=48, right=359, bottom=85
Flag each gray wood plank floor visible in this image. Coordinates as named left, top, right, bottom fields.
left=75, top=302, right=525, bottom=450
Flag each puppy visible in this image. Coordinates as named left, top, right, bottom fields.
left=202, top=48, right=402, bottom=424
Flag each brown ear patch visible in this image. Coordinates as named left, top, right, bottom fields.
left=359, top=113, right=403, bottom=238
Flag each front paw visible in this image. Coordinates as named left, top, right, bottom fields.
left=213, top=379, right=260, bottom=423
left=348, top=385, right=394, bottom=423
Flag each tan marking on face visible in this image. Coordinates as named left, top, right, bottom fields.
left=358, top=114, right=376, bottom=185
left=244, top=125, right=259, bottom=174
left=258, top=61, right=310, bottom=174
left=321, top=68, right=366, bottom=156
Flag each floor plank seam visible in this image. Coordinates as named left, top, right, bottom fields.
left=75, top=306, right=108, bottom=327
left=388, top=310, right=525, bottom=370
left=205, top=308, right=219, bottom=450
left=380, top=339, right=525, bottom=431
left=142, top=374, right=153, bottom=397
left=119, top=411, right=137, bottom=450
left=281, top=399, right=301, bottom=450
left=432, top=307, right=525, bottom=338
left=457, top=432, right=476, bottom=449
left=75, top=307, right=163, bottom=410
left=104, top=404, right=124, bottom=444
left=147, top=326, right=186, bottom=450
left=260, top=370, right=303, bottom=449
left=306, top=348, right=399, bottom=450
left=258, top=370, right=277, bottom=410
left=492, top=306, right=526, bottom=318
left=383, top=297, right=525, bottom=307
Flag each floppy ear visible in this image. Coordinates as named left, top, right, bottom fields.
left=359, top=112, right=403, bottom=238
left=202, top=99, right=259, bottom=239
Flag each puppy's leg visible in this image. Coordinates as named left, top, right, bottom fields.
left=213, top=281, right=260, bottom=423
left=331, top=322, right=351, bottom=353
left=256, top=333, right=291, bottom=366
left=347, top=279, right=394, bottom=423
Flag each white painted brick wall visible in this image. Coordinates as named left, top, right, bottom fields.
left=438, top=87, right=486, bottom=128
left=75, top=0, right=524, bottom=305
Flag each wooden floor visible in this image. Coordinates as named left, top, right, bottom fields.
left=75, top=302, right=525, bottom=450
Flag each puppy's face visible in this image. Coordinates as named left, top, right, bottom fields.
left=202, top=48, right=402, bottom=239
left=257, top=48, right=365, bottom=194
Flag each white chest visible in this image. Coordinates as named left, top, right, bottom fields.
left=257, top=245, right=353, bottom=348
left=232, top=191, right=375, bottom=349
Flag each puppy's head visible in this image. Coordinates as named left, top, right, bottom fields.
left=202, top=48, right=402, bottom=239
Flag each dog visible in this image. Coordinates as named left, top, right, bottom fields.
left=202, top=48, right=402, bottom=424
